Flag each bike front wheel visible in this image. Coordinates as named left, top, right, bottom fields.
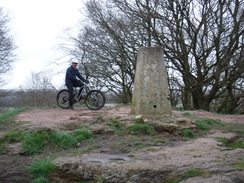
left=85, top=90, right=106, bottom=110
left=56, top=89, right=69, bottom=109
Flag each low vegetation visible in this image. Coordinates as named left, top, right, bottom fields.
left=182, top=169, right=210, bottom=178
left=106, top=118, right=123, bottom=132
left=182, top=112, right=244, bottom=139
left=2, top=128, right=27, bottom=143
left=26, top=157, right=56, bottom=182
left=0, top=107, right=28, bottom=124
left=128, top=124, right=155, bottom=135
left=233, top=158, right=244, bottom=169
left=0, top=128, right=94, bottom=155
left=165, top=168, right=211, bottom=183
left=216, top=136, right=244, bottom=149
left=182, top=129, right=195, bottom=138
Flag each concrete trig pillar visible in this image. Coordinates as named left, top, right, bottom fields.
left=131, top=47, right=172, bottom=116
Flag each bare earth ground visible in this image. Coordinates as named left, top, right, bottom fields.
left=16, top=106, right=244, bottom=128
left=0, top=106, right=243, bottom=183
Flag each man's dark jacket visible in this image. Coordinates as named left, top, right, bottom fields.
left=65, top=66, right=86, bottom=85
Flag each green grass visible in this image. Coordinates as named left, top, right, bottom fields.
left=33, top=176, right=49, bottom=183
left=183, top=112, right=193, bottom=118
left=182, top=169, right=207, bottom=178
left=0, top=107, right=28, bottom=124
left=73, top=129, right=94, bottom=141
left=216, top=136, right=244, bottom=149
left=21, top=129, right=96, bottom=155
left=50, top=131, right=77, bottom=149
left=96, top=115, right=104, bottom=120
left=26, top=157, right=56, bottom=179
left=128, top=124, right=155, bottom=135
left=106, top=119, right=123, bottom=131
left=196, top=119, right=211, bottom=130
left=221, top=123, right=244, bottom=135
left=182, top=129, right=195, bottom=138
left=233, top=158, right=244, bottom=169
left=165, top=169, right=210, bottom=182
left=23, top=130, right=50, bottom=155
left=2, top=128, right=27, bottom=143
left=165, top=178, right=180, bottom=183
left=182, top=112, right=244, bottom=136
left=133, top=118, right=144, bottom=124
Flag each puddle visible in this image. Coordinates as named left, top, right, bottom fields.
left=80, top=154, right=132, bottom=163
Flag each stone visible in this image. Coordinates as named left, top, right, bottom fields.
left=131, top=47, right=172, bottom=115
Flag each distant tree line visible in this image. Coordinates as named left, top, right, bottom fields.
left=61, top=0, right=243, bottom=114
left=0, top=72, right=57, bottom=107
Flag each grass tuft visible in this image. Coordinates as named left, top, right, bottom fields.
left=21, top=129, right=96, bottom=154
left=183, top=169, right=205, bottom=178
left=50, top=131, right=77, bottom=149
left=182, top=129, right=195, bottom=138
left=33, top=176, right=49, bottom=183
left=26, top=157, right=56, bottom=179
left=216, top=136, right=244, bottom=149
left=133, top=118, right=144, bottom=124
left=183, top=112, right=193, bottom=118
left=96, top=115, right=104, bottom=121
left=2, top=128, right=27, bottom=143
left=196, top=120, right=211, bottom=130
left=73, top=129, right=94, bottom=141
left=129, top=124, right=155, bottom=135
left=233, top=158, right=244, bottom=169
left=23, top=130, right=50, bottom=155
left=107, top=119, right=123, bottom=131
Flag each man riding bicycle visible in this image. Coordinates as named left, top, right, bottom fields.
left=65, top=59, right=89, bottom=110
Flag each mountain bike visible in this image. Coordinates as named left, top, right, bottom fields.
left=56, top=83, right=106, bottom=110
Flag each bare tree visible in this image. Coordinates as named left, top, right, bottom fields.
left=0, top=7, right=16, bottom=86
left=156, top=0, right=244, bottom=112
left=114, top=0, right=244, bottom=112
left=61, top=0, right=243, bottom=113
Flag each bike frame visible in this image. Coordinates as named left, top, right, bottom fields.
left=73, top=83, right=90, bottom=102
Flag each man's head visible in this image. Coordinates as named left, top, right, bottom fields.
left=71, top=59, right=78, bottom=68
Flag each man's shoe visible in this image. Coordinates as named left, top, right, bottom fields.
left=69, top=106, right=74, bottom=110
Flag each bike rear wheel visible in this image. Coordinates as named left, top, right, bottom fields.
left=85, top=90, right=106, bottom=110
left=56, top=89, right=69, bottom=109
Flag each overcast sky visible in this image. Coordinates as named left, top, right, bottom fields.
left=0, top=0, right=85, bottom=89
